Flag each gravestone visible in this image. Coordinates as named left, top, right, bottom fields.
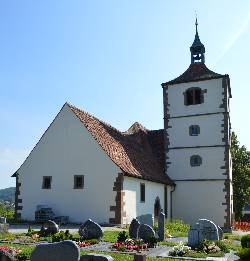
left=0, top=250, right=15, bottom=261
left=134, top=253, right=146, bottom=261
left=0, top=224, right=9, bottom=233
left=129, top=219, right=140, bottom=239
left=136, top=214, right=153, bottom=227
left=188, top=223, right=199, bottom=247
left=30, top=240, right=80, bottom=261
left=158, top=212, right=165, bottom=241
left=41, top=220, right=59, bottom=236
left=137, top=224, right=155, bottom=243
left=188, top=219, right=220, bottom=248
left=217, top=225, right=223, bottom=240
left=0, top=217, right=6, bottom=223
left=79, top=219, right=103, bottom=240
left=80, top=254, right=113, bottom=261
left=198, top=219, right=219, bottom=242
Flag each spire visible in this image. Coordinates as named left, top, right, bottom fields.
left=190, top=17, right=205, bottom=64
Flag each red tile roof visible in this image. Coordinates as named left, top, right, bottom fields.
left=162, top=63, right=226, bottom=86
left=68, top=104, right=174, bottom=185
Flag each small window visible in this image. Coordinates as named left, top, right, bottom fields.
left=185, top=88, right=203, bottom=106
left=42, top=176, right=52, bottom=189
left=189, top=125, right=200, bottom=136
left=140, top=183, right=145, bottom=202
left=190, top=155, right=202, bottom=167
left=74, top=175, right=84, bottom=189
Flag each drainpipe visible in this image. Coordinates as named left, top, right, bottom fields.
left=170, top=185, right=176, bottom=220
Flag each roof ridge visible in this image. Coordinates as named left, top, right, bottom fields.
left=67, top=103, right=123, bottom=135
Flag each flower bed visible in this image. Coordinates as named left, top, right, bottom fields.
left=112, top=239, right=148, bottom=252
left=233, top=221, right=250, bottom=231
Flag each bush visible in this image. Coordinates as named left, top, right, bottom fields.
left=215, top=240, right=230, bottom=253
left=169, top=241, right=191, bottom=256
left=117, top=231, right=128, bottom=242
left=51, top=230, right=73, bottom=242
left=16, top=250, right=31, bottom=261
left=148, top=236, right=158, bottom=248
left=241, top=234, right=250, bottom=248
left=238, top=248, right=250, bottom=260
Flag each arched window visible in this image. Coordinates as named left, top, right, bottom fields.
left=184, top=87, right=204, bottom=106
left=189, top=125, right=200, bottom=136
left=190, top=155, right=202, bottom=167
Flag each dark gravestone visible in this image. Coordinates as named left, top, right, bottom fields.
left=134, top=253, right=146, bottom=261
left=217, top=225, right=223, bottom=240
left=0, top=250, right=15, bottom=261
left=41, top=220, right=59, bottom=236
left=129, top=219, right=140, bottom=239
left=136, top=214, right=153, bottom=227
left=137, top=224, right=155, bottom=243
left=188, top=219, right=220, bottom=248
left=79, top=219, right=103, bottom=240
left=80, top=254, right=113, bottom=261
left=30, top=240, right=80, bottom=261
left=158, top=212, right=165, bottom=241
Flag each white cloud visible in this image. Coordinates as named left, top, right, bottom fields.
left=213, top=11, right=250, bottom=66
left=0, top=148, right=30, bottom=188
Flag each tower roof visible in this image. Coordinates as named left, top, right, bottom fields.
left=162, top=63, right=226, bottom=86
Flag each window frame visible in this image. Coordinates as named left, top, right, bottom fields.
left=42, top=176, right=52, bottom=189
left=184, top=87, right=205, bottom=106
left=189, top=125, right=200, bottom=136
left=74, top=175, right=84, bottom=189
left=140, top=183, right=145, bottom=203
left=190, top=155, right=202, bottom=167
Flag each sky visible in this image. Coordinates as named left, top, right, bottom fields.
left=1, top=1, right=250, bottom=189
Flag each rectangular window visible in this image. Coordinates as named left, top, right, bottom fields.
left=140, top=183, right=145, bottom=202
left=42, top=176, right=52, bottom=189
left=74, top=175, right=84, bottom=189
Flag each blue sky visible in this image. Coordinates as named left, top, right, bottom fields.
left=1, top=1, right=250, bottom=189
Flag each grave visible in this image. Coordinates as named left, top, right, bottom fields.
left=79, top=219, right=103, bottom=240
left=188, top=218, right=220, bottom=247
left=137, top=224, right=155, bottom=243
left=30, top=240, right=80, bottom=261
left=136, top=214, right=153, bottom=227
left=129, top=219, right=140, bottom=239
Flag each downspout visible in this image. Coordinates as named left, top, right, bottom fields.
left=170, top=185, right=176, bottom=220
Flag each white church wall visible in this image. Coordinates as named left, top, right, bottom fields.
left=167, top=147, right=225, bottom=180
left=123, top=176, right=166, bottom=224
left=167, top=78, right=224, bottom=117
left=172, top=180, right=227, bottom=227
left=168, top=113, right=224, bottom=148
left=18, top=104, right=119, bottom=223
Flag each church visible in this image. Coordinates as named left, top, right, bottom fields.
left=13, top=21, right=233, bottom=230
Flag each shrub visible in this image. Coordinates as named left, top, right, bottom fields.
left=215, top=240, right=230, bottom=253
left=117, top=231, right=128, bottom=242
left=238, top=248, right=250, bottom=260
left=241, top=234, right=250, bottom=248
left=169, top=241, right=191, bottom=256
left=148, top=236, right=158, bottom=248
left=51, top=230, right=73, bottom=242
left=16, top=249, right=31, bottom=261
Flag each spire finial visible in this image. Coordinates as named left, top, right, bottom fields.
left=195, top=13, right=198, bottom=33
left=190, top=15, right=205, bottom=64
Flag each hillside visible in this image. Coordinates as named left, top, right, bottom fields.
left=0, top=187, right=15, bottom=203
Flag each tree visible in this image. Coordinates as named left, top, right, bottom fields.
left=231, top=132, right=250, bottom=220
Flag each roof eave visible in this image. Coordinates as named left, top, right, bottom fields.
left=162, top=74, right=227, bottom=87
left=123, top=171, right=175, bottom=186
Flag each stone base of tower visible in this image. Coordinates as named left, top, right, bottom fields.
left=172, top=180, right=232, bottom=230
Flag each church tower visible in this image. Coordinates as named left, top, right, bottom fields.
left=162, top=20, right=233, bottom=229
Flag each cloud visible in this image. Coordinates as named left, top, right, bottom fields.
left=0, top=148, right=29, bottom=188
left=213, top=11, right=250, bottom=66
